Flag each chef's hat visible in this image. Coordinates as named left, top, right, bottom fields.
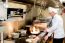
left=48, top=7, right=59, bottom=14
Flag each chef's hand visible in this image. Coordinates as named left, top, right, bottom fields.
left=44, top=28, right=50, bottom=32
left=44, top=35, right=48, bottom=41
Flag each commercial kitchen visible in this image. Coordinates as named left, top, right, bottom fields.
left=0, top=0, right=65, bottom=43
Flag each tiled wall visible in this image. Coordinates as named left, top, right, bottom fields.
left=0, top=2, right=7, bottom=20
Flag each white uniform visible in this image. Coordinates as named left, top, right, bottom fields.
left=47, top=14, right=65, bottom=38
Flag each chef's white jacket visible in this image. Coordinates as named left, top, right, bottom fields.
left=47, top=14, right=65, bottom=38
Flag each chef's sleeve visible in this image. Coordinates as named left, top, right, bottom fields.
left=47, top=18, right=58, bottom=37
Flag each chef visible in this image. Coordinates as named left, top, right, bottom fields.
left=33, top=7, right=65, bottom=43
left=44, top=7, right=65, bottom=43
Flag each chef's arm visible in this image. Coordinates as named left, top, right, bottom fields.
left=34, top=32, right=46, bottom=42
left=34, top=19, right=59, bottom=41
left=47, top=19, right=58, bottom=37
left=38, top=32, right=46, bottom=38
